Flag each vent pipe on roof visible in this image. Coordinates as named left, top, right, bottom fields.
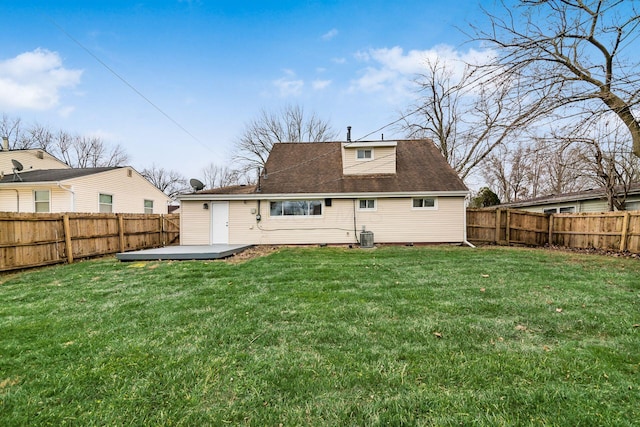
left=347, top=126, right=352, bottom=142
left=2, top=136, right=8, bottom=151
left=257, top=167, right=262, bottom=192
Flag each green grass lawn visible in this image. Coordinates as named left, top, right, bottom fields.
left=1, top=246, right=639, bottom=426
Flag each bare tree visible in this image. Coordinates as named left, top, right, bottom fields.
left=561, top=116, right=640, bottom=210
left=232, top=104, right=339, bottom=174
left=482, top=146, right=523, bottom=203
left=472, top=0, right=640, bottom=157
left=481, top=136, right=593, bottom=203
left=22, top=123, right=54, bottom=151
left=71, top=136, right=129, bottom=168
left=537, top=139, right=591, bottom=195
left=0, top=114, right=24, bottom=148
left=141, top=164, right=189, bottom=200
left=402, top=58, right=549, bottom=179
left=0, top=116, right=129, bottom=168
left=201, top=163, right=247, bottom=189
left=46, top=131, right=129, bottom=168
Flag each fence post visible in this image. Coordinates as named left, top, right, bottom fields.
left=160, top=215, right=165, bottom=246
left=505, top=210, right=511, bottom=246
left=495, top=208, right=501, bottom=244
left=63, top=214, right=74, bottom=264
left=548, top=214, right=554, bottom=247
left=620, top=211, right=631, bottom=252
left=118, top=214, right=125, bottom=252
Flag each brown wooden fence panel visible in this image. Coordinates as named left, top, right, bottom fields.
left=508, top=210, right=549, bottom=246
left=627, top=212, right=640, bottom=253
left=467, top=208, right=640, bottom=253
left=122, top=214, right=162, bottom=251
left=0, top=213, right=180, bottom=272
left=550, top=211, right=640, bottom=252
left=467, top=209, right=548, bottom=246
left=466, top=209, right=500, bottom=243
left=67, top=213, right=121, bottom=259
left=163, top=214, right=180, bottom=245
left=0, top=213, right=66, bottom=270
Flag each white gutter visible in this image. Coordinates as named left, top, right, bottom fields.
left=56, top=183, right=75, bottom=212
left=13, top=189, right=20, bottom=212
left=179, top=190, right=471, bottom=201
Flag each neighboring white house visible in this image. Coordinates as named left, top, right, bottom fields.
left=498, top=184, right=640, bottom=213
left=0, top=167, right=172, bottom=214
left=178, top=139, right=470, bottom=245
left=1, top=147, right=70, bottom=177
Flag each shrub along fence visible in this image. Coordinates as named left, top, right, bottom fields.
left=467, top=208, right=640, bottom=253
left=0, top=212, right=179, bottom=272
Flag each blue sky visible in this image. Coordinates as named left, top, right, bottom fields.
left=0, top=0, right=499, bottom=180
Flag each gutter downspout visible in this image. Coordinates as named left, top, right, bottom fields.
left=463, top=194, right=476, bottom=248
left=57, top=183, right=75, bottom=212
left=13, top=189, right=19, bottom=212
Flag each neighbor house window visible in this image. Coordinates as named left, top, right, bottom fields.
left=356, top=149, right=373, bottom=160
left=626, top=201, right=640, bottom=211
left=544, top=207, right=576, bottom=214
left=144, top=199, right=154, bottom=214
left=358, top=199, right=376, bottom=210
left=412, top=197, right=437, bottom=209
left=99, top=193, right=113, bottom=213
left=270, top=200, right=322, bottom=216
left=34, top=190, right=50, bottom=213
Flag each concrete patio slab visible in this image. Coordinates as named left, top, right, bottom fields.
left=116, top=244, right=253, bottom=261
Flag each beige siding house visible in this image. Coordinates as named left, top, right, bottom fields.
left=499, top=184, right=640, bottom=214
left=1, top=148, right=70, bottom=176
left=0, top=167, right=172, bottom=214
left=179, top=139, right=470, bottom=246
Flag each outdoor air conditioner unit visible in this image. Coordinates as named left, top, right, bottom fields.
left=360, top=231, right=374, bottom=248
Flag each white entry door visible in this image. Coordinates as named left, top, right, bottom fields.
left=210, top=201, right=229, bottom=244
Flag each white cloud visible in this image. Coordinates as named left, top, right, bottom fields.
left=322, top=28, right=339, bottom=41
left=349, top=45, right=496, bottom=102
left=0, top=48, right=83, bottom=110
left=85, top=129, right=118, bottom=141
left=58, top=106, right=76, bottom=118
left=273, top=70, right=304, bottom=97
left=331, top=57, right=347, bottom=64
left=312, top=79, right=332, bottom=90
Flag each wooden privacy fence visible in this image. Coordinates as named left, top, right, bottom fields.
left=467, top=208, right=640, bottom=253
left=0, top=213, right=180, bottom=272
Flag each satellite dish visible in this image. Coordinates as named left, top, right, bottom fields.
left=189, top=178, right=205, bottom=191
left=11, top=159, right=24, bottom=182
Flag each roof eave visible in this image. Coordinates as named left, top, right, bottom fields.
left=179, top=190, right=470, bottom=201
left=0, top=180, right=63, bottom=186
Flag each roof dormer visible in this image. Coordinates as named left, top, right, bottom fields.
left=341, top=140, right=397, bottom=175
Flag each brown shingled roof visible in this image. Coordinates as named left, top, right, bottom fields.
left=187, top=140, right=467, bottom=197
left=195, top=184, right=257, bottom=195
left=0, top=167, right=121, bottom=183
left=258, top=139, right=467, bottom=194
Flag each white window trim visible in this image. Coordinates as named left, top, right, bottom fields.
left=411, top=197, right=438, bottom=210
left=34, top=189, right=51, bottom=213
left=357, top=199, right=377, bottom=211
left=544, top=206, right=577, bottom=214
left=99, top=193, right=114, bottom=213
left=269, top=200, right=324, bottom=219
left=144, top=199, right=154, bottom=214
left=356, top=148, right=373, bottom=161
